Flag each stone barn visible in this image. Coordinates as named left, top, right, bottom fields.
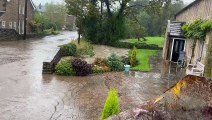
left=163, top=0, right=212, bottom=77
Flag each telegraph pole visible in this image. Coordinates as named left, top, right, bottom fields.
left=23, top=0, right=27, bottom=40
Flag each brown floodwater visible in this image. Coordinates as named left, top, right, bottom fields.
left=0, top=31, right=185, bottom=120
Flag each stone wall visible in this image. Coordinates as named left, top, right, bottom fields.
left=0, top=0, right=34, bottom=34
left=42, top=47, right=63, bottom=74
left=0, top=0, right=6, bottom=12
left=0, top=28, right=19, bottom=40
left=176, top=0, right=212, bottom=23
left=204, top=32, right=212, bottom=77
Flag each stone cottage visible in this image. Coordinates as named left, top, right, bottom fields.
left=0, top=0, right=6, bottom=16
left=163, top=0, right=212, bottom=77
left=0, top=0, right=35, bottom=35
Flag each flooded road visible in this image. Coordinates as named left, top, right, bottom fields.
left=0, top=31, right=183, bottom=120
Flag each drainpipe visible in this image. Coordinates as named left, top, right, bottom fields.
left=200, top=41, right=205, bottom=62
left=23, top=0, right=27, bottom=40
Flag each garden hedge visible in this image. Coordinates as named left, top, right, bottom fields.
left=110, top=41, right=163, bottom=50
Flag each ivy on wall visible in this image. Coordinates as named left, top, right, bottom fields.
left=182, top=19, right=212, bottom=63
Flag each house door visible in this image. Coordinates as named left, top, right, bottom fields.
left=171, top=38, right=185, bottom=62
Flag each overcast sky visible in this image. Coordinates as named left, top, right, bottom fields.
left=32, top=0, right=195, bottom=6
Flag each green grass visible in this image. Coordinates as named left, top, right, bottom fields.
left=131, top=49, right=158, bottom=72
left=127, top=37, right=164, bottom=47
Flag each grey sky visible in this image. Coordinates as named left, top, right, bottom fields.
left=32, top=0, right=64, bottom=5
left=32, top=0, right=195, bottom=6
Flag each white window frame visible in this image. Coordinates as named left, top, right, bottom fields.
left=19, top=20, right=21, bottom=34
left=22, top=6, right=25, bottom=14
left=2, top=21, right=6, bottom=28
left=14, top=22, right=17, bottom=30
left=19, top=5, right=22, bottom=14
left=22, top=21, right=24, bottom=34
left=170, top=38, right=186, bottom=62
left=9, top=22, right=12, bottom=29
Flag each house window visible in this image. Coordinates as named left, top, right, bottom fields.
left=14, top=22, right=16, bottom=30
left=9, top=22, right=12, bottom=29
left=19, top=5, right=25, bottom=14
left=2, top=21, right=6, bottom=28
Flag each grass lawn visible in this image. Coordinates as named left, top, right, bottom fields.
left=131, top=49, right=158, bottom=72
left=127, top=37, right=164, bottom=47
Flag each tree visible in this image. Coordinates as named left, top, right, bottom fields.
left=66, top=0, right=89, bottom=44
left=31, top=12, right=49, bottom=33
left=127, top=0, right=184, bottom=36
left=65, top=0, right=131, bottom=45
left=44, top=2, right=67, bottom=30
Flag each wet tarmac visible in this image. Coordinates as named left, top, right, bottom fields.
left=0, top=31, right=184, bottom=120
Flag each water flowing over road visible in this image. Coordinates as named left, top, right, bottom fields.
left=0, top=31, right=183, bottom=120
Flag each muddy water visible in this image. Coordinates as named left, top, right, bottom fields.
left=0, top=31, right=183, bottom=120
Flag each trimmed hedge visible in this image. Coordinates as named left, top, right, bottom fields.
left=110, top=41, right=163, bottom=50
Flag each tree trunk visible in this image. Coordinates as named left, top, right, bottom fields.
left=189, top=40, right=197, bottom=64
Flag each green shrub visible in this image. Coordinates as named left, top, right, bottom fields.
left=93, top=58, right=111, bottom=74
left=110, top=41, right=162, bottom=50
left=107, top=53, right=124, bottom=71
left=130, top=46, right=137, bottom=67
left=93, top=57, right=108, bottom=66
left=71, top=40, right=95, bottom=57
left=93, top=65, right=111, bottom=74
left=61, top=43, right=77, bottom=56
left=100, top=89, right=120, bottom=120
left=72, top=58, right=93, bottom=76
left=55, top=60, right=75, bottom=76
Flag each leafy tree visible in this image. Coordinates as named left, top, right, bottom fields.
left=44, top=3, right=67, bottom=30
left=31, top=12, right=49, bottom=33
left=66, top=0, right=88, bottom=44
left=127, top=0, right=184, bottom=36
left=65, top=0, right=131, bottom=45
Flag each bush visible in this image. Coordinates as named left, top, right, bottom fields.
left=130, top=46, right=137, bottom=67
left=92, top=58, right=111, bottom=74
left=110, top=41, right=162, bottom=50
left=55, top=60, right=75, bottom=76
left=100, top=89, right=120, bottom=120
left=72, top=58, right=93, bottom=76
left=107, top=53, right=124, bottom=71
left=93, top=65, right=111, bottom=74
left=93, top=57, right=108, bottom=66
left=61, top=43, right=77, bottom=56
left=121, top=56, right=130, bottom=65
